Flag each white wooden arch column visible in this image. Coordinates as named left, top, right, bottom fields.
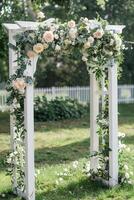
left=90, top=25, right=125, bottom=187
left=3, top=21, right=125, bottom=200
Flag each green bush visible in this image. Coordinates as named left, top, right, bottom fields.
left=34, top=96, right=88, bottom=121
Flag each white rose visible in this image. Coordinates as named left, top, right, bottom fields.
left=68, top=20, right=76, bottom=28
left=88, top=36, right=94, bottom=44
left=69, top=28, right=77, bottom=39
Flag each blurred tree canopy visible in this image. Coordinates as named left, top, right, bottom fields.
left=0, top=0, right=134, bottom=87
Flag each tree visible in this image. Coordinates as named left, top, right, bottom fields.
left=0, top=0, right=134, bottom=86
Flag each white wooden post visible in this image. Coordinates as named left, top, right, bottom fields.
left=108, top=58, right=118, bottom=186
left=24, top=56, right=38, bottom=200
left=90, top=73, right=99, bottom=171
left=9, top=29, right=18, bottom=191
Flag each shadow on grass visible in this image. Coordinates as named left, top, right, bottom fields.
left=125, top=135, right=134, bottom=145
left=35, top=138, right=90, bottom=167
left=36, top=178, right=108, bottom=200
left=36, top=178, right=134, bottom=200
left=0, top=138, right=90, bottom=172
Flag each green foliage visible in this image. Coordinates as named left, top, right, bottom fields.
left=0, top=0, right=134, bottom=86
left=34, top=96, right=88, bottom=121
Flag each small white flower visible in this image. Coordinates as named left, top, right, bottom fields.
left=124, top=164, right=129, bottom=171
left=7, top=157, right=12, bottom=163
left=83, top=17, right=89, bottom=24
left=54, top=34, right=59, bottom=40
left=72, top=161, right=79, bottom=169
left=64, top=168, right=68, bottom=172
left=55, top=45, right=61, bottom=51
left=59, top=177, right=63, bottom=182
left=125, top=172, right=130, bottom=179
left=110, top=39, right=114, bottom=46
left=119, top=141, right=126, bottom=150
left=82, top=56, right=88, bottom=62
left=37, top=11, right=45, bottom=19
left=118, top=132, right=125, bottom=138
left=128, top=180, right=132, bottom=184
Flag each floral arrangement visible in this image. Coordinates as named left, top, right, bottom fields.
left=6, top=17, right=128, bottom=192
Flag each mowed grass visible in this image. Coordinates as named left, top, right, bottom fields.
left=0, top=104, right=134, bottom=200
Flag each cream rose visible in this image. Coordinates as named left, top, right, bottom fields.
left=68, top=20, right=76, bottom=28
left=93, top=29, right=104, bottom=39
left=27, top=50, right=36, bottom=58
left=43, top=31, right=54, bottom=43
left=33, top=43, right=44, bottom=54
left=69, top=28, right=77, bottom=39
left=84, top=41, right=91, bottom=49
left=13, top=78, right=26, bottom=93
left=64, top=39, right=71, bottom=45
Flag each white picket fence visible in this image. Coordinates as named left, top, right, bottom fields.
left=0, top=85, right=134, bottom=111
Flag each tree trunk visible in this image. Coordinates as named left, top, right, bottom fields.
left=25, top=0, right=36, bottom=21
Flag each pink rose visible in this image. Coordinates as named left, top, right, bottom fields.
left=27, top=50, right=36, bottom=58
left=93, top=29, right=104, bottom=39
left=43, top=31, right=54, bottom=43
left=13, top=79, right=26, bottom=93
left=68, top=20, right=76, bottom=28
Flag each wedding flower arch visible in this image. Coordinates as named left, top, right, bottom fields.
left=3, top=18, right=126, bottom=200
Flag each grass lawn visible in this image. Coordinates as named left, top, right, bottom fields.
left=0, top=104, right=134, bottom=200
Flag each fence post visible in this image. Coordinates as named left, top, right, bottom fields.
left=108, top=58, right=118, bottom=186
left=90, top=73, right=99, bottom=171
left=52, top=87, right=56, bottom=97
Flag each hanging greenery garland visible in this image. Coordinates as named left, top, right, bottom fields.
left=6, top=17, right=132, bottom=192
